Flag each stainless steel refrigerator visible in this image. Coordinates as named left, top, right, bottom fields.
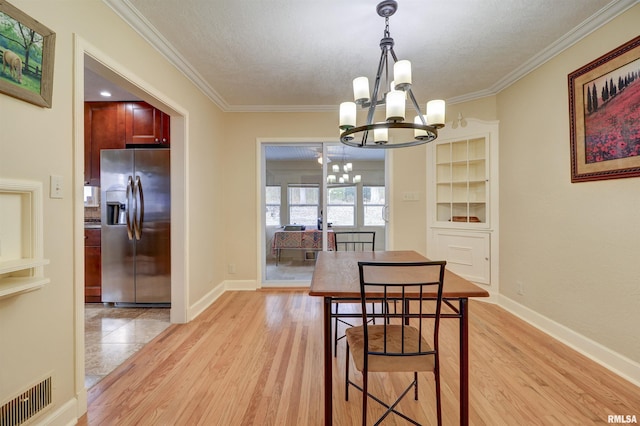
left=101, top=149, right=171, bottom=305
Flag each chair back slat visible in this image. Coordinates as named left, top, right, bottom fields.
left=357, top=261, right=446, bottom=362
left=334, top=231, right=375, bottom=251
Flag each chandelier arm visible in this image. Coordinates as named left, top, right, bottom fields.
left=368, top=45, right=391, bottom=124
left=389, top=46, right=425, bottom=124
left=361, top=44, right=392, bottom=145
left=389, top=47, right=398, bottom=62
left=407, top=88, right=427, bottom=125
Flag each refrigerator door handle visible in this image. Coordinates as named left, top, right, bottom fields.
left=126, top=175, right=134, bottom=240
left=134, top=176, right=144, bottom=240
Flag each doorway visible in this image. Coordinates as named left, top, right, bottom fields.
left=75, top=37, right=188, bottom=395
left=260, top=141, right=388, bottom=285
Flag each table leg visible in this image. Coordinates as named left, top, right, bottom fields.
left=323, top=297, right=333, bottom=425
left=459, top=298, right=469, bottom=426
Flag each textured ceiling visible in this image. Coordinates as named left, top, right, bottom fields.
left=102, top=0, right=635, bottom=112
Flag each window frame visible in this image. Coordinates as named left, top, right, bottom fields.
left=326, top=184, right=356, bottom=227
left=287, top=184, right=320, bottom=226
left=363, top=185, right=386, bottom=226
left=265, top=185, right=282, bottom=227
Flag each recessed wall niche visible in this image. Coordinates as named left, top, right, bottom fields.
left=0, top=179, right=49, bottom=299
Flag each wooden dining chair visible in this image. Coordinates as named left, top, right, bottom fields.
left=332, top=231, right=376, bottom=357
left=334, top=231, right=376, bottom=252
left=345, top=260, right=446, bottom=426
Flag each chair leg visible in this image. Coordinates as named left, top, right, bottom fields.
left=414, top=371, right=418, bottom=400
left=362, top=371, right=368, bottom=426
left=333, top=303, right=339, bottom=357
left=345, top=342, right=350, bottom=401
left=434, top=365, right=442, bottom=426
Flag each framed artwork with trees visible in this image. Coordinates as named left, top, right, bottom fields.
left=0, top=1, right=55, bottom=108
left=568, top=35, right=640, bottom=182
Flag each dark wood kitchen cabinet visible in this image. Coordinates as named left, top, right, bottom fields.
left=84, top=102, right=126, bottom=186
left=84, top=228, right=102, bottom=303
left=125, top=102, right=170, bottom=146
left=84, top=101, right=170, bottom=186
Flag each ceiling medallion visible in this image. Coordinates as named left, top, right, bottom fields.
left=339, top=0, right=445, bottom=149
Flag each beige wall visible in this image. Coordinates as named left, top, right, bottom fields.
left=497, top=5, right=640, bottom=362
left=0, top=0, right=225, bottom=420
left=221, top=96, right=499, bottom=282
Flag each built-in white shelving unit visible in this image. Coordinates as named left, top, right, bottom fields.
left=427, top=118, right=499, bottom=298
left=0, top=179, right=49, bottom=300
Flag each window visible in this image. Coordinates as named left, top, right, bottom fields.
left=327, top=185, right=356, bottom=226
left=363, top=186, right=385, bottom=226
left=265, top=186, right=281, bottom=226
left=288, top=185, right=319, bottom=226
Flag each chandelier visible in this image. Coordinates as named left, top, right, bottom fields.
left=339, top=0, right=445, bottom=149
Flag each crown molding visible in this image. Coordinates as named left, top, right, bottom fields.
left=103, top=0, right=637, bottom=113
left=102, top=0, right=231, bottom=111
left=226, top=104, right=338, bottom=113
left=488, top=0, right=638, bottom=94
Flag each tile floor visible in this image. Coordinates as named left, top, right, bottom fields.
left=84, top=304, right=171, bottom=389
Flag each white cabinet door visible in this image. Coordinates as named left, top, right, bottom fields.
left=432, top=230, right=490, bottom=285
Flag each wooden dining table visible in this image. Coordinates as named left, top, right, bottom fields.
left=309, top=250, right=490, bottom=426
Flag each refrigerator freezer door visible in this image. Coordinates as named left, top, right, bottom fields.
left=133, top=149, right=171, bottom=303
left=101, top=150, right=136, bottom=303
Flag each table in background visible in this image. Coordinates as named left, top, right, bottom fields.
left=309, top=250, right=490, bottom=426
left=272, top=230, right=335, bottom=265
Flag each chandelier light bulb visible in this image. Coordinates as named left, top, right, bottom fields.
left=339, top=102, right=357, bottom=130
left=386, top=90, right=405, bottom=121
left=346, top=162, right=353, bottom=172
left=327, top=175, right=337, bottom=183
left=393, top=60, right=412, bottom=90
left=353, top=77, right=370, bottom=104
left=332, top=164, right=340, bottom=173
left=426, top=100, right=446, bottom=127
left=353, top=175, right=362, bottom=183
left=374, top=128, right=388, bottom=144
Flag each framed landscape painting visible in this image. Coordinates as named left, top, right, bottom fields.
left=568, top=35, right=640, bottom=182
left=0, top=1, right=55, bottom=108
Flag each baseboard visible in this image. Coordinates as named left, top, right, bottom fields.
left=498, top=295, right=640, bottom=387
left=188, top=281, right=226, bottom=321
left=40, top=397, right=77, bottom=426
left=187, top=280, right=258, bottom=321
left=260, top=281, right=311, bottom=289
left=225, top=279, right=258, bottom=291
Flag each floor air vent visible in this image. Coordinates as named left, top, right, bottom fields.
left=1, top=377, right=52, bottom=426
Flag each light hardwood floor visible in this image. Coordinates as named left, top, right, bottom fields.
left=78, top=290, right=639, bottom=425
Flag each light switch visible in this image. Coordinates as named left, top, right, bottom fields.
left=50, top=175, right=63, bottom=199
left=402, top=191, right=419, bottom=201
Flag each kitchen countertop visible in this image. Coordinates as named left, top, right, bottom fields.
left=85, top=219, right=101, bottom=229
